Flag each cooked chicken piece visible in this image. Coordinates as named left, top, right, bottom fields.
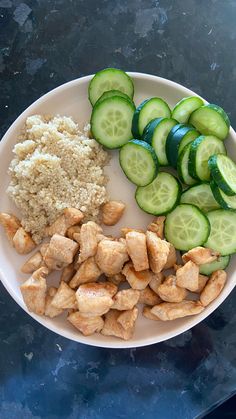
left=69, top=257, right=102, bottom=288
left=68, top=311, right=104, bottom=336
left=101, top=200, right=126, bottom=226
left=176, top=261, right=199, bottom=292
left=39, top=243, right=49, bottom=257
left=60, top=263, right=76, bottom=283
left=44, top=208, right=84, bottom=237
left=164, top=243, right=177, bottom=269
left=149, top=272, right=164, bottom=294
left=97, top=233, right=114, bottom=242
left=200, top=270, right=227, bottom=306
left=0, top=212, right=21, bottom=245
left=196, top=274, right=209, bottom=293
left=139, top=286, right=162, bottom=306
left=146, top=231, right=170, bottom=273
left=182, top=247, right=220, bottom=265
left=66, top=225, right=81, bottom=242
left=121, top=227, right=145, bottom=237
left=20, top=267, right=48, bottom=315
left=112, top=289, right=140, bottom=310
left=108, top=273, right=126, bottom=286
left=143, top=306, right=160, bottom=321
left=101, top=309, right=135, bottom=340
left=21, top=251, right=43, bottom=274
left=147, top=216, right=166, bottom=239
left=79, top=221, right=102, bottom=263
left=117, top=307, right=138, bottom=330
left=157, top=275, right=187, bottom=303
left=125, top=231, right=149, bottom=271
left=13, top=227, right=36, bottom=254
left=96, top=239, right=129, bottom=276
left=51, top=281, right=77, bottom=309
left=122, top=262, right=153, bottom=290
left=174, top=264, right=183, bottom=272
left=151, top=300, right=204, bottom=321
left=45, top=234, right=79, bottom=265
left=44, top=287, right=64, bottom=318
left=76, top=282, right=117, bottom=317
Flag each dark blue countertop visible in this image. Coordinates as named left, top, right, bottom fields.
left=1, top=1, right=236, bottom=418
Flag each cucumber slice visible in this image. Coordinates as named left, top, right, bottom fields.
left=142, top=117, right=177, bottom=166
left=189, top=104, right=230, bottom=140
left=177, top=143, right=198, bottom=186
left=180, top=183, right=220, bottom=212
left=210, top=181, right=236, bottom=209
left=119, top=140, right=159, bottom=186
left=178, top=129, right=199, bottom=155
left=135, top=172, right=181, bottom=215
left=172, top=96, right=204, bottom=124
left=95, top=89, right=134, bottom=105
left=199, top=255, right=230, bottom=275
left=189, top=135, right=226, bottom=181
left=205, top=209, right=236, bottom=255
left=89, top=68, right=134, bottom=106
left=208, top=154, right=236, bottom=196
left=166, top=125, right=199, bottom=168
left=91, top=96, right=135, bottom=149
left=165, top=204, right=210, bottom=251
left=132, top=98, right=171, bottom=138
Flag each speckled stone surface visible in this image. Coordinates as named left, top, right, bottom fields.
left=1, top=1, right=236, bottom=418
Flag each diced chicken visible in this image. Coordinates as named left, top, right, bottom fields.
left=0, top=212, right=21, bottom=245
left=143, top=306, right=160, bottom=321
left=101, top=200, right=126, bottom=226
left=51, top=281, right=77, bottom=309
left=122, top=262, right=153, bottom=290
left=39, top=243, right=49, bottom=257
left=69, top=257, right=102, bottom=288
left=96, top=239, right=129, bottom=276
left=101, top=309, right=135, bottom=340
left=44, top=287, right=64, bottom=318
left=196, top=274, right=209, bottom=293
left=44, top=234, right=79, bottom=270
left=174, top=264, right=183, bottom=272
left=125, top=231, right=149, bottom=271
left=176, top=261, right=199, bottom=292
left=151, top=300, right=204, bottom=321
left=164, top=243, right=177, bottom=269
left=76, top=282, right=117, bottom=317
left=79, top=221, right=102, bottom=263
left=146, top=231, right=170, bottom=273
left=149, top=272, right=164, bottom=294
left=157, top=275, right=187, bottom=303
left=60, top=264, right=76, bottom=283
left=20, top=267, right=48, bottom=315
left=108, top=273, right=126, bottom=286
left=182, top=247, right=220, bottom=265
left=147, top=216, right=166, bottom=239
left=200, top=270, right=227, bottom=306
left=13, top=227, right=36, bottom=254
left=112, top=289, right=140, bottom=310
left=139, top=286, right=162, bottom=306
left=121, top=227, right=145, bottom=237
left=44, top=208, right=84, bottom=237
left=21, top=251, right=43, bottom=274
left=66, top=225, right=81, bottom=242
left=117, top=307, right=138, bottom=330
left=68, top=311, right=104, bottom=336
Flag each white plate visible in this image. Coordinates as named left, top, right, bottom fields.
left=0, top=72, right=236, bottom=349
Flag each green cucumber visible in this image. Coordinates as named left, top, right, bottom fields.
left=135, top=172, right=181, bottom=215
left=166, top=125, right=199, bottom=168
left=119, top=140, right=159, bottom=186
left=210, top=181, right=236, bottom=209
left=189, top=135, right=226, bottom=181
left=180, top=183, right=220, bottom=212
left=208, top=154, right=236, bottom=196
left=165, top=204, right=210, bottom=251
left=172, top=96, right=204, bottom=124
left=95, top=89, right=134, bottom=106
left=177, top=143, right=198, bottom=186
left=189, top=104, right=230, bottom=140
left=89, top=68, right=134, bottom=106
left=205, top=209, right=236, bottom=255
left=132, top=98, right=171, bottom=138
left=199, top=255, right=230, bottom=275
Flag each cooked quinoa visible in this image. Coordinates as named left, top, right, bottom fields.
left=7, top=115, right=109, bottom=243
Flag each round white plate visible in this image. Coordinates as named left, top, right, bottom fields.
left=0, top=72, right=235, bottom=348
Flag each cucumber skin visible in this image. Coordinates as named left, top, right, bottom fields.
left=208, top=155, right=236, bottom=196
left=135, top=175, right=182, bottom=216
left=142, top=118, right=164, bottom=144
left=132, top=99, right=149, bottom=138
left=177, top=144, right=197, bottom=186
left=166, top=125, right=196, bottom=168
left=199, top=255, right=230, bottom=275
left=188, top=135, right=205, bottom=180
left=189, top=104, right=230, bottom=140
left=119, top=140, right=159, bottom=186
left=172, top=96, right=204, bottom=123
left=210, top=181, right=235, bottom=209
left=207, top=104, right=230, bottom=128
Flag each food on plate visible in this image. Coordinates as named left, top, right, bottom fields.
left=165, top=124, right=199, bottom=168
left=20, top=267, right=48, bottom=315
left=176, top=261, right=199, bottom=292
left=189, top=104, right=230, bottom=140
left=147, top=216, right=165, bottom=239
left=182, top=247, right=219, bottom=265
left=157, top=275, right=187, bottom=303
left=112, top=289, right=140, bottom=310
left=146, top=231, right=170, bottom=273
left=21, top=251, right=43, bottom=274
left=132, top=97, right=171, bottom=138
left=13, top=227, right=36, bottom=254
left=180, top=183, right=220, bottom=212
left=200, top=270, right=227, bottom=306
left=151, top=300, right=204, bottom=321
left=172, top=96, right=204, bottom=123
left=0, top=213, right=21, bottom=245
left=101, top=200, right=126, bottom=226
left=125, top=231, right=149, bottom=271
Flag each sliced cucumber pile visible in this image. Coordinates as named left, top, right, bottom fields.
left=165, top=204, right=210, bottom=250
left=166, top=124, right=199, bottom=168
left=205, top=209, right=236, bottom=255
left=119, top=140, right=159, bottom=186
left=172, top=96, right=204, bottom=124
left=199, top=255, right=230, bottom=275
left=210, top=181, right=236, bottom=210
left=208, top=154, right=236, bottom=195
left=132, top=98, right=171, bottom=138
left=189, top=104, right=230, bottom=140
left=180, top=183, right=220, bottom=212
